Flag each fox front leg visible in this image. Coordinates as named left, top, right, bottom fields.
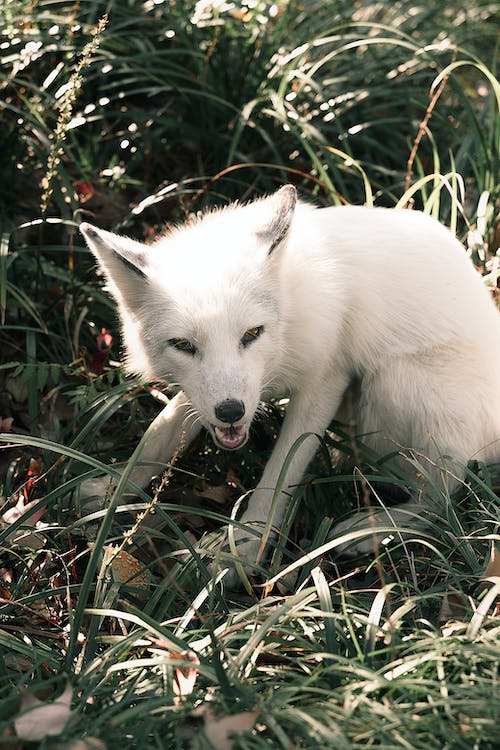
left=223, top=374, right=350, bottom=585
left=78, top=390, right=201, bottom=504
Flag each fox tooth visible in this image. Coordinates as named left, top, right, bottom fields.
left=213, top=424, right=247, bottom=450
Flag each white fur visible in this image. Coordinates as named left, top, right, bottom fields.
left=80, top=187, right=500, bottom=579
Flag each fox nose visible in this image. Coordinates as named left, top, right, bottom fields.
left=214, top=399, right=245, bottom=424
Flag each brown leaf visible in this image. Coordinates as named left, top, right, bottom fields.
left=5, top=376, right=28, bottom=404
left=0, top=725, right=23, bottom=750
left=172, top=650, right=199, bottom=702
left=203, top=709, right=259, bottom=750
left=23, top=457, right=42, bottom=500
left=482, top=543, right=500, bottom=580
left=58, top=738, right=107, bottom=750
left=104, top=546, right=151, bottom=593
left=438, top=587, right=468, bottom=625
left=480, top=543, right=500, bottom=615
left=198, top=482, right=233, bottom=506
left=148, top=639, right=199, bottom=702
left=0, top=567, right=13, bottom=585
left=2, top=494, right=44, bottom=527
left=198, top=469, right=244, bottom=506
left=1, top=493, right=46, bottom=548
left=275, top=568, right=299, bottom=595
left=15, top=683, right=73, bottom=741
left=0, top=416, right=13, bottom=432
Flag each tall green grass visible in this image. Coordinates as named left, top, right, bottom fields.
left=0, top=1, right=498, bottom=747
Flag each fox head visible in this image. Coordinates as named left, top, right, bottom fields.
left=81, top=185, right=297, bottom=450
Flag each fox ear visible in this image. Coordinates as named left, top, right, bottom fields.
left=259, top=184, right=297, bottom=255
left=80, top=223, right=149, bottom=309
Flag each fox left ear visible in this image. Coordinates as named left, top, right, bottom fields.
left=259, top=184, right=297, bottom=254
left=80, top=223, right=149, bottom=310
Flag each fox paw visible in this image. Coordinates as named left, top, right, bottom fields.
left=330, top=504, right=431, bottom=558
left=330, top=514, right=391, bottom=557
left=211, top=531, right=265, bottom=589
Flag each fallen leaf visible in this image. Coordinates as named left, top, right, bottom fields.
left=203, top=709, right=259, bottom=750
left=15, top=683, right=73, bottom=741
left=199, top=482, right=233, bottom=505
left=96, top=327, right=113, bottom=350
left=0, top=416, right=13, bottom=432
left=172, top=649, right=200, bottom=703
left=3, top=653, right=36, bottom=673
left=198, top=470, right=244, bottom=506
left=23, top=457, right=42, bottom=500
left=57, top=738, right=107, bottom=750
left=105, top=546, right=151, bottom=594
left=2, top=493, right=44, bottom=526
left=480, top=543, right=500, bottom=616
left=275, top=568, right=299, bottom=595
left=5, top=375, right=28, bottom=404
left=1, top=493, right=47, bottom=548
left=0, top=567, right=13, bottom=585
left=438, top=587, right=468, bottom=625
left=232, top=9, right=252, bottom=22
left=482, top=543, right=500, bottom=580
left=441, top=621, right=467, bottom=637
left=148, top=638, right=199, bottom=703
left=0, top=725, right=22, bottom=750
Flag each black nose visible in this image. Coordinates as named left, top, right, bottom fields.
left=214, top=399, right=245, bottom=423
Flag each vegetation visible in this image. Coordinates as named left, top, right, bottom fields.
left=0, top=0, right=499, bottom=747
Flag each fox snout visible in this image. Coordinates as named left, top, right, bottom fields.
left=212, top=398, right=248, bottom=451
left=214, top=399, right=246, bottom=423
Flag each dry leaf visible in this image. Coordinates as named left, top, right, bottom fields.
left=3, top=653, right=35, bottom=673
left=199, top=470, right=243, bottom=505
left=58, top=738, right=107, bottom=750
left=482, top=543, right=500, bottom=580
left=199, top=482, right=233, bottom=505
left=438, top=587, right=468, bottom=625
left=203, top=709, right=259, bottom=750
left=275, top=567, right=299, bottom=595
left=172, top=649, right=200, bottom=703
left=104, top=546, right=151, bottom=593
left=1, top=494, right=46, bottom=549
left=15, top=683, right=73, bottom=741
left=148, top=638, right=199, bottom=703
left=441, top=621, right=467, bottom=637
left=480, top=543, right=500, bottom=616
left=2, top=494, right=44, bottom=526
left=0, top=567, right=13, bottom=585
left=0, top=725, right=22, bottom=750
left=5, top=375, right=28, bottom=404
left=0, top=416, right=13, bottom=432
left=23, top=457, right=41, bottom=500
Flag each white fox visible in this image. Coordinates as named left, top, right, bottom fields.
left=81, top=186, right=500, bottom=577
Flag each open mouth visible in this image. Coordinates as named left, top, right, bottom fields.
left=213, top=424, right=247, bottom=450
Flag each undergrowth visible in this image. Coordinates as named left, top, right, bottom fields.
left=0, top=1, right=499, bottom=748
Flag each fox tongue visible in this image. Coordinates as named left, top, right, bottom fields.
left=214, top=424, right=246, bottom=450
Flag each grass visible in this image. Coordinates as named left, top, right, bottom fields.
left=0, top=0, right=499, bottom=747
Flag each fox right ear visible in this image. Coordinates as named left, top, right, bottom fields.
left=259, top=184, right=297, bottom=255
left=80, top=223, right=149, bottom=309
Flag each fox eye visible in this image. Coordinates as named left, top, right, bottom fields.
left=241, top=325, right=264, bottom=347
left=168, top=338, right=197, bottom=355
